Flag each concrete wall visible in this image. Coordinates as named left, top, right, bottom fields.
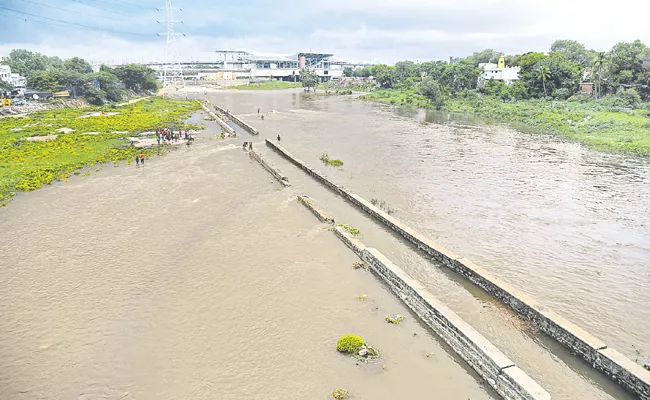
left=328, top=224, right=550, bottom=400
left=297, top=195, right=334, bottom=223
left=267, top=139, right=650, bottom=399
left=210, top=103, right=260, bottom=135
left=196, top=100, right=235, bottom=136
left=249, top=151, right=290, bottom=187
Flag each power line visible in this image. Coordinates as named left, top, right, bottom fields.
left=99, top=0, right=153, bottom=10
left=16, top=0, right=123, bottom=21
left=69, top=0, right=133, bottom=17
left=0, top=6, right=152, bottom=36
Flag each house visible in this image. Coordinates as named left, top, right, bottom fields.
left=578, top=82, right=594, bottom=94
left=478, top=56, right=520, bottom=86
left=0, top=65, right=27, bottom=88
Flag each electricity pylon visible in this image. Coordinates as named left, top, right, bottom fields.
left=157, top=0, right=185, bottom=98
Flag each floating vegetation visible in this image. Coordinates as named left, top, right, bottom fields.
left=370, top=198, right=396, bottom=214
left=338, top=224, right=360, bottom=236
left=320, top=153, right=344, bottom=167
left=336, top=334, right=365, bottom=354
left=386, top=314, right=404, bottom=324
left=336, top=334, right=380, bottom=363
left=356, top=294, right=368, bottom=301
left=425, top=352, right=435, bottom=358
left=352, top=261, right=368, bottom=271
left=0, top=97, right=200, bottom=203
left=331, top=388, right=350, bottom=400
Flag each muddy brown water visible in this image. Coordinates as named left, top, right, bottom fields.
left=0, top=115, right=495, bottom=399
left=1, top=89, right=648, bottom=399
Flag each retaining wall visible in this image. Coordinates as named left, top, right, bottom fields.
left=268, top=138, right=650, bottom=399
left=196, top=100, right=235, bottom=136
left=211, top=103, right=260, bottom=135
left=297, top=195, right=334, bottom=223
left=330, top=226, right=549, bottom=400
left=249, top=150, right=290, bottom=187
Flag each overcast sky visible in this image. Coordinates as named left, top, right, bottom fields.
left=1, top=0, right=649, bottom=65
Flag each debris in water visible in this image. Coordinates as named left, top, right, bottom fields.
left=331, top=388, right=349, bottom=399
left=356, top=294, right=367, bottom=301
left=352, top=261, right=367, bottom=270
left=386, top=314, right=404, bottom=324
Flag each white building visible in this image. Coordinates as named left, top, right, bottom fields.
left=0, top=65, right=27, bottom=88
left=478, top=56, right=520, bottom=86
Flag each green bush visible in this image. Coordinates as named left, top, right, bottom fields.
left=84, top=87, right=106, bottom=106
left=336, top=334, right=365, bottom=354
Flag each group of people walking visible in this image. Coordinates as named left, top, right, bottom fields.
left=156, top=128, right=191, bottom=145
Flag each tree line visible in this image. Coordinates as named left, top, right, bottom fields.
left=1, top=49, right=159, bottom=105
left=343, top=39, right=650, bottom=107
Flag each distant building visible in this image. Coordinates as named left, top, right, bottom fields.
left=0, top=65, right=27, bottom=88
left=578, top=82, right=595, bottom=94
left=478, top=56, right=520, bottom=86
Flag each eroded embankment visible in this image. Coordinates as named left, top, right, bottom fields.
left=249, top=150, right=290, bottom=187
left=267, top=138, right=650, bottom=400
left=296, top=196, right=549, bottom=400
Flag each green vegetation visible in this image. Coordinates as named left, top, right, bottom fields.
left=336, top=334, right=365, bottom=354
left=228, top=81, right=302, bottom=90
left=370, top=198, right=395, bottom=214
left=331, top=389, right=350, bottom=400
left=349, top=39, right=650, bottom=156
left=386, top=314, right=404, bottom=324
left=352, top=261, right=368, bottom=270
left=320, top=153, right=344, bottom=167
left=338, top=224, right=360, bottom=236
left=300, top=68, right=319, bottom=92
left=1, top=49, right=159, bottom=104
left=0, top=97, right=200, bottom=203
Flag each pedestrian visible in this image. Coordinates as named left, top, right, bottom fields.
left=140, top=153, right=145, bottom=165
left=135, top=155, right=140, bottom=165
left=249, top=142, right=253, bottom=151
left=257, top=107, right=260, bottom=116
left=261, top=114, right=264, bottom=120
left=277, top=135, right=281, bottom=142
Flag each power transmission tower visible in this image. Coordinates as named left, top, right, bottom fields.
left=157, top=0, right=185, bottom=98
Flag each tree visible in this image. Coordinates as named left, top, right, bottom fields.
left=438, top=59, right=479, bottom=94
left=300, top=68, right=318, bottom=92
left=64, top=57, right=93, bottom=74
left=393, top=60, right=420, bottom=84
left=419, top=77, right=445, bottom=109
left=93, top=72, right=124, bottom=101
left=27, top=70, right=59, bottom=92
left=0, top=80, right=13, bottom=96
left=1, top=49, right=50, bottom=76
left=84, top=87, right=107, bottom=106
left=471, top=49, right=503, bottom=65
left=343, top=67, right=354, bottom=77
left=550, top=40, right=590, bottom=65
left=536, top=65, right=552, bottom=97
left=609, top=40, right=649, bottom=86
left=372, top=64, right=395, bottom=88
left=592, top=52, right=609, bottom=98
left=113, top=64, right=159, bottom=91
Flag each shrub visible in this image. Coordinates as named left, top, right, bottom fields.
left=616, top=88, right=642, bottom=108
left=336, top=334, right=365, bottom=354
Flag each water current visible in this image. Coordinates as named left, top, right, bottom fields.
left=1, top=88, right=648, bottom=400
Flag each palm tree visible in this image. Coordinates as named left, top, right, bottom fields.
left=536, top=65, right=552, bottom=97
left=592, top=52, right=608, bottom=98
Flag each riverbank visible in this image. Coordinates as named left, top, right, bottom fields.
left=228, top=81, right=302, bottom=90
left=360, top=90, right=650, bottom=156
left=0, top=97, right=201, bottom=205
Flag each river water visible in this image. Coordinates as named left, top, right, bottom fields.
left=1, top=89, right=648, bottom=400
left=0, top=113, right=496, bottom=399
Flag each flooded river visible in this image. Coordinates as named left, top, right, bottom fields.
left=1, top=89, right=648, bottom=400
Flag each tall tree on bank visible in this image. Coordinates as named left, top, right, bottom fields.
left=300, top=68, right=318, bottom=92
left=550, top=40, right=591, bottom=66
left=536, top=65, right=552, bottom=97
left=592, top=52, right=608, bottom=98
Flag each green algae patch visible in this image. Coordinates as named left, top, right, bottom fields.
left=331, top=388, right=350, bottom=399
left=338, top=224, right=360, bottom=236
left=337, top=334, right=364, bottom=354
left=0, top=97, right=200, bottom=203
left=386, top=314, right=405, bottom=324
left=320, top=153, right=344, bottom=167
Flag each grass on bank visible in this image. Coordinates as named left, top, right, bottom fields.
left=361, top=89, right=650, bottom=157
left=228, top=81, right=302, bottom=90
left=0, top=97, right=200, bottom=204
